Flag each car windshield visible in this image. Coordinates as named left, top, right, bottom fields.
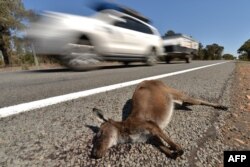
left=91, top=10, right=118, bottom=24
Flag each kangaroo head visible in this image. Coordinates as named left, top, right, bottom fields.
left=92, top=120, right=119, bottom=158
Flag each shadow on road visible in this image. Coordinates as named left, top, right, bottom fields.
left=29, top=68, right=72, bottom=73
left=28, top=63, right=148, bottom=73
left=122, top=99, right=132, bottom=120
left=157, top=61, right=187, bottom=65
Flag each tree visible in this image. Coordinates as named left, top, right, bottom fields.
left=238, top=53, right=248, bottom=61
left=0, top=0, right=31, bottom=66
left=222, top=54, right=235, bottom=60
left=204, top=43, right=224, bottom=60
left=194, top=43, right=205, bottom=60
left=238, top=39, right=250, bottom=60
left=164, top=30, right=176, bottom=37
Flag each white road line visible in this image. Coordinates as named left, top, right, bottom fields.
left=0, top=61, right=229, bottom=118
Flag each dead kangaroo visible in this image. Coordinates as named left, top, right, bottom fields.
left=91, top=80, right=228, bottom=159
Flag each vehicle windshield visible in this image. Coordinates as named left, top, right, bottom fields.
left=91, top=10, right=117, bottom=24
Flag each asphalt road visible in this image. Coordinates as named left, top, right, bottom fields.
left=0, top=60, right=235, bottom=166
left=0, top=61, right=229, bottom=108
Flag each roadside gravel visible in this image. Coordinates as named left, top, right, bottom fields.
left=0, top=62, right=235, bottom=166
left=220, top=62, right=250, bottom=156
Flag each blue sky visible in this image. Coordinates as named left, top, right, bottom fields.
left=23, top=0, right=250, bottom=56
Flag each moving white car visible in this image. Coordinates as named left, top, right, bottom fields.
left=28, top=5, right=164, bottom=70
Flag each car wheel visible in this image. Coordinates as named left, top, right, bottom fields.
left=62, top=39, right=102, bottom=71
left=165, top=57, right=171, bottom=64
left=185, top=56, right=192, bottom=63
left=123, top=62, right=130, bottom=66
left=145, top=49, right=157, bottom=66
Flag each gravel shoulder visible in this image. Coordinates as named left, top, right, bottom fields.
left=220, top=62, right=250, bottom=152
left=1, top=61, right=248, bottom=167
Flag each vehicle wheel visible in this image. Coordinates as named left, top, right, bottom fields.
left=145, top=49, right=157, bottom=66
left=165, top=57, right=171, bottom=64
left=185, top=56, right=192, bottom=63
left=123, top=62, right=130, bottom=66
left=62, top=38, right=102, bottom=70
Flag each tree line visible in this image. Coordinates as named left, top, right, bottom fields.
left=195, top=40, right=250, bottom=61
left=0, top=0, right=53, bottom=67
left=238, top=39, right=250, bottom=61
left=0, top=0, right=31, bottom=66
left=0, top=1, right=250, bottom=67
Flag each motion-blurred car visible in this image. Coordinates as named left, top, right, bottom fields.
left=27, top=4, right=164, bottom=70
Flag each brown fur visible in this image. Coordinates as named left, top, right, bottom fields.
left=92, top=80, right=227, bottom=159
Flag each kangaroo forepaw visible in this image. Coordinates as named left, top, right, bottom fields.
left=169, top=143, right=182, bottom=151
left=171, top=149, right=184, bottom=159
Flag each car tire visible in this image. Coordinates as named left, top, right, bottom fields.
left=165, top=56, right=171, bottom=64
left=185, top=56, right=192, bottom=63
left=62, top=39, right=102, bottom=71
left=145, top=49, right=157, bottom=66
left=123, top=62, right=130, bottom=66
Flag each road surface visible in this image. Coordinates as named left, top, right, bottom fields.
left=0, top=61, right=234, bottom=166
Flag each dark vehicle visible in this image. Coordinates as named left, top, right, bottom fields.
left=162, top=34, right=198, bottom=63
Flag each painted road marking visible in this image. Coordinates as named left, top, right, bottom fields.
left=0, top=61, right=229, bottom=118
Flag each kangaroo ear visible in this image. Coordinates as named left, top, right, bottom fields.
left=93, top=108, right=108, bottom=122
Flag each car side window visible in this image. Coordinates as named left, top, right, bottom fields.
left=131, top=19, right=153, bottom=35
left=114, top=16, right=153, bottom=35
left=114, top=19, right=128, bottom=29
left=113, top=18, right=134, bottom=30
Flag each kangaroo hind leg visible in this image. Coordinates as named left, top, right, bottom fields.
left=182, top=96, right=228, bottom=110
